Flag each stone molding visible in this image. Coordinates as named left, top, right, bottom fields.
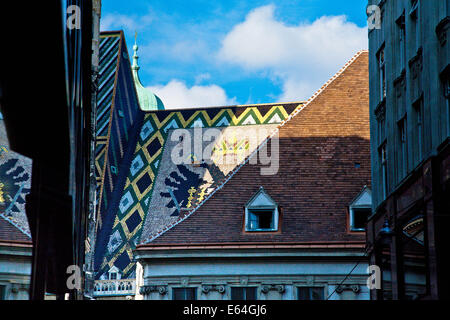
left=261, top=284, right=286, bottom=294
left=201, top=284, right=226, bottom=295
left=140, top=285, right=168, bottom=296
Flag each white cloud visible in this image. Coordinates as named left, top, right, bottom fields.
left=100, top=12, right=153, bottom=33
left=148, top=80, right=236, bottom=109
left=218, top=5, right=368, bottom=101
left=195, top=73, right=211, bottom=85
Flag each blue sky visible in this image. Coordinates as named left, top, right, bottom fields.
left=101, top=0, right=368, bottom=108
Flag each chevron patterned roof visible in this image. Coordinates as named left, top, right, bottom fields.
left=94, top=101, right=302, bottom=279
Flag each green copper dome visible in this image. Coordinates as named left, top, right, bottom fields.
left=132, top=38, right=165, bottom=111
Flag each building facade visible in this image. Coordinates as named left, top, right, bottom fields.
left=367, top=0, right=450, bottom=300
left=134, top=51, right=372, bottom=301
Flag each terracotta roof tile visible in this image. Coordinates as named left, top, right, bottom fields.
left=145, top=51, right=371, bottom=246
left=0, top=215, right=31, bottom=243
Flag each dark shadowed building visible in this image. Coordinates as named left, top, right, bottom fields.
left=367, top=0, right=450, bottom=300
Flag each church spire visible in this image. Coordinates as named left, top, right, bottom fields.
left=131, top=32, right=165, bottom=111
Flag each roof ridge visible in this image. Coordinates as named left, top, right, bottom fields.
left=141, top=50, right=369, bottom=245
left=95, top=30, right=124, bottom=227
left=141, top=101, right=306, bottom=113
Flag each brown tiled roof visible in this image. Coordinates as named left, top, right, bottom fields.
left=142, top=51, right=370, bottom=246
left=0, top=216, right=31, bottom=244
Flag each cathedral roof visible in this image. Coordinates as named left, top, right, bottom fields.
left=94, top=101, right=301, bottom=278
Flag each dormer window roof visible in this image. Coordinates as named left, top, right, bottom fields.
left=107, top=266, right=121, bottom=280
left=245, top=187, right=279, bottom=232
left=348, top=186, right=372, bottom=232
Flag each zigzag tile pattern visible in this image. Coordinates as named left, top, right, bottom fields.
left=95, top=33, right=121, bottom=210
left=95, top=103, right=301, bottom=279
left=93, top=31, right=144, bottom=279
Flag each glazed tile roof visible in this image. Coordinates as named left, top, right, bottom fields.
left=94, top=101, right=302, bottom=279
left=138, top=51, right=371, bottom=247
left=93, top=31, right=145, bottom=279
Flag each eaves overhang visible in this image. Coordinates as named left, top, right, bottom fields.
left=0, top=241, right=32, bottom=257
left=134, top=242, right=366, bottom=261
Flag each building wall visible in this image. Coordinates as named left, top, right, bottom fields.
left=369, top=0, right=450, bottom=209
left=139, top=255, right=370, bottom=301
left=0, top=246, right=31, bottom=300
left=367, top=0, right=450, bottom=300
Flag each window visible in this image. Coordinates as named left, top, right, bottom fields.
left=297, top=287, right=325, bottom=300
left=445, top=77, right=450, bottom=137
left=173, top=288, right=197, bottom=300
left=378, top=47, right=387, bottom=101
left=417, top=107, right=423, bottom=159
left=396, top=13, right=406, bottom=71
left=410, top=0, right=419, bottom=18
left=231, top=287, right=257, bottom=300
left=245, top=187, right=279, bottom=232
left=410, top=0, right=420, bottom=51
left=378, top=116, right=386, bottom=146
left=413, top=98, right=424, bottom=161
left=0, top=285, right=5, bottom=300
left=110, top=272, right=117, bottom=280
left=350, top=208, right=371, bottom=231
left=380, top=143, right=388, bottom=200
left=398, top=117, right=408, bottom=179
left=248, top=210, right=275, bottom=231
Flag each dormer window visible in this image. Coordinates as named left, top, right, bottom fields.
left=107, top=266, right=122, bottom=281
left=348, top=187, right=372, bottom=232
left=245, top=187, right=279, bottom=232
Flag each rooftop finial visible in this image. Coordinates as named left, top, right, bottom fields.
left=132, top=31, right=139, bottom=71
left=130, top=31, right=165, bottom=111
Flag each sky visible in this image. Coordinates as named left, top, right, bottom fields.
left=101, top=0, right=369, bottom=109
